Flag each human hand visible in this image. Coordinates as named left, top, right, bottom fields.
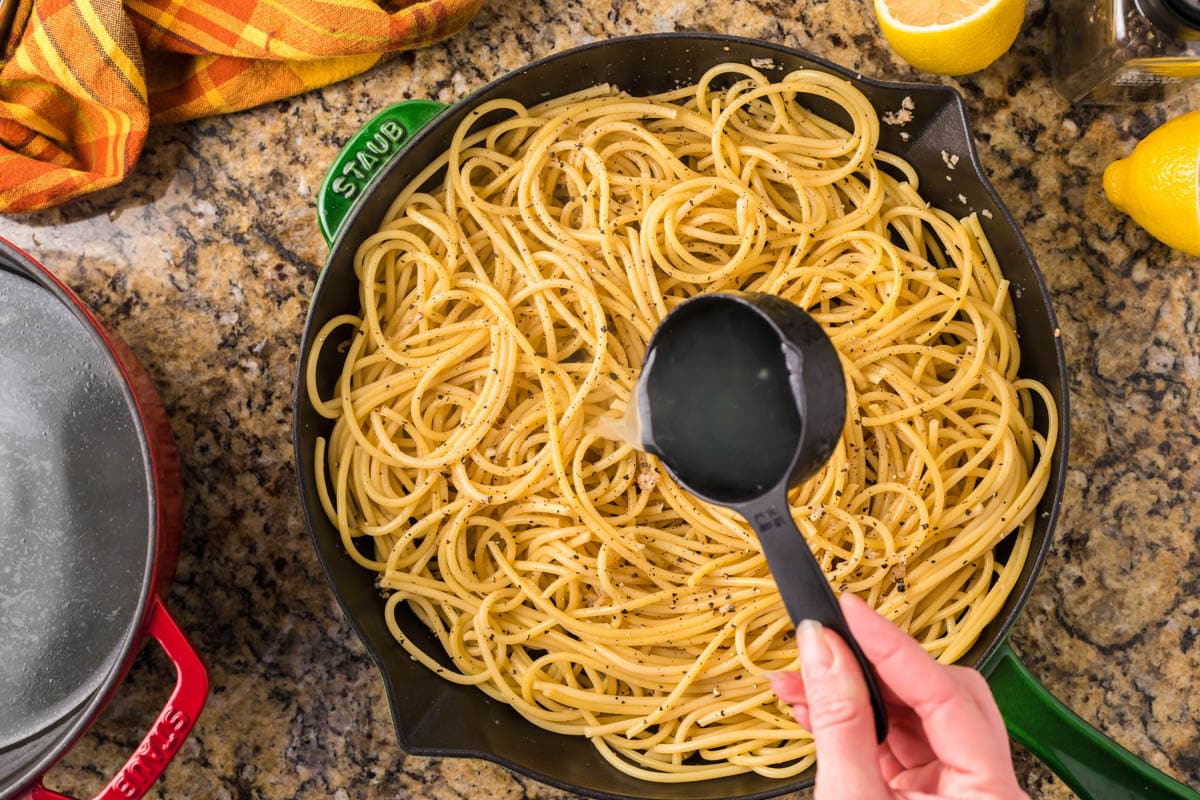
left=769, top=593, right=1029, bottom=800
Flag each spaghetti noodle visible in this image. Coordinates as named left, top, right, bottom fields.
left=306, top=63, right=1057, bottom=781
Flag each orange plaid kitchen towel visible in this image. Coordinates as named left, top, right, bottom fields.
left=0, top=0, right=482, bottom=213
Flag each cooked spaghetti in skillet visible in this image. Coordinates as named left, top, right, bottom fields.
left=306, top=63, right=1057, bottom=781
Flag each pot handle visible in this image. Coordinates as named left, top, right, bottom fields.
left=22, top=597, right=209, bottom=800
left=317, top=99, right=449, bottom=246
left=983, top=640, right=1200, bottom=799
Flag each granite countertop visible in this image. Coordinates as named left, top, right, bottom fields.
left=2, top=0, right=1199, bottom=798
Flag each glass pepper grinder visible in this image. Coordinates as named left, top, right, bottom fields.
left=1052, top=0, right=1200, bottom=103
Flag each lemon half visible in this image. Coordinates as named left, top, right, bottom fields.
left=874, top=0, right=1026, bottom=76
left=1103, top=110, right=1200, bottom=257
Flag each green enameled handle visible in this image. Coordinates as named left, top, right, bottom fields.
left=983, top=641, right=1200, bottom=800
left=317, top=99, right=449, bottom=246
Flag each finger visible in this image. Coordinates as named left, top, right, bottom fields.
left=774, top=653, right=937, bottom=773
left=888, top=760, right=943, bottom=794
left=881, top=705, right=937, bottom=769
left=896, top=791, right=1029, bottom=800
left=838, top=594, right=1012, bottom=776
left=768, top=671, right=811, bottom=730
left=947, top=664, right=1008, bottom=734
left=791, top=708, right=812, bottom=731
left=789, top=701, right=812, bottom=732
left=797, top=620, right=890, bottom=800
left=778, top=673, right=922, bottom=786
left=877, top=743, right=908, bottom=782
left=944, top=666, right=1026, bottom=796
left=874, top=680, right=938, bottom=769
left=768, top=670, right=807, bottom=705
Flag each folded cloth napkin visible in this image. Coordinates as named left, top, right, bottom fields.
left=0, top=0, right=482, bottom=213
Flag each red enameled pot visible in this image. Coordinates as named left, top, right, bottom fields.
left=0, top=238, right=207, bottom=800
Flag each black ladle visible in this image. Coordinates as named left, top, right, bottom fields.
left=634, top=291, right=888, bottom=742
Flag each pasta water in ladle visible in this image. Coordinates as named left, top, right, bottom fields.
left=636, top=292, right=888, bottom=742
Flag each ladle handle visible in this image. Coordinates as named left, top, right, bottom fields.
left=745, top=492, right=888, bottom=743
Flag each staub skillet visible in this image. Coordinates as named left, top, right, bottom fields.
left=294, top=33, right=1199, bottom=800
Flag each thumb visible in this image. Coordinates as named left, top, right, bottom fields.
left=797, top=619, right=889, bottom=800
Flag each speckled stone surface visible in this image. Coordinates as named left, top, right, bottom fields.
left=2, top=1, right=1199, bottom=798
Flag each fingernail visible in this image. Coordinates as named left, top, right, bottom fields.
left=797, top=619, right=833, bottom=673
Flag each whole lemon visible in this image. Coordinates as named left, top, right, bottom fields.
left=1103, top=111, right=1200, bottom=257
left=874, top=0, right=1026, bottom=76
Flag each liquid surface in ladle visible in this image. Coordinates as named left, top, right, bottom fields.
left=642, top=302, right=802, bottom=504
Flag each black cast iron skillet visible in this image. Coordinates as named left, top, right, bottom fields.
left=294, top=33, right=1198, bottom=800
left=0, top=239, right=208, bottom=800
